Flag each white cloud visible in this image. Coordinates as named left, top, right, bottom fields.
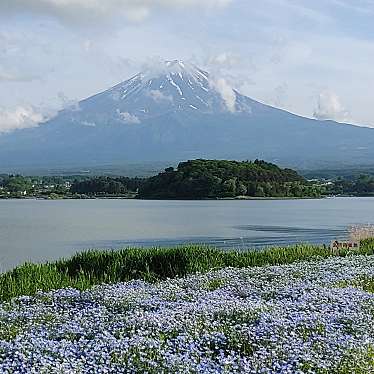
left=0, top=0, right=232, bottom=23
left=313, top=91, right=349, bottom=122
left=0, top=106, right=48, bottom=133
left=57, top=92, right=81, bottom=111
left=207, top=52, right=238, bottom=68
left=272, top=83, right=288, bottom=107
left=210, top=78, right=236, bottom=112
left=0, top=65, right=40, bottom=82
left=201, top=52, right=256, bottom=95
left=0, top=93, right=71, bottom=133
left=116, top=110, right=140, bottom=124
left=147, top=89, right=173, bottom=103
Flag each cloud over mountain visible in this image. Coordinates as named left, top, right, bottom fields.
left=147, top=90, right=173, bottom=103
left=313, top=91, right=349, bottom=122
left=0, top=106, right=47, bottom=133
left=210, top=78, right=236, bottom=113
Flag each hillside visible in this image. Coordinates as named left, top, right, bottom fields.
left=138, top=159, right=321, bottom=199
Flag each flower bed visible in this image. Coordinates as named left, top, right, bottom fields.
left=1, top=255, right=374, bottom=373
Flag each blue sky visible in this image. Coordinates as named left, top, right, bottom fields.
left=0, top=0, right=374, bottom=131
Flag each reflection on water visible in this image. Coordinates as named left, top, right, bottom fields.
left=75, top=225, right=348, bottom=251
left=234, top=225, right=347, bottom=235
left=0, top=197, right=372, bottom=271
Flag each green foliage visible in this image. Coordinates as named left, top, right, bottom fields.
left=205, top=278, right=226, bottom=291
left=1, top=239, right=373, bottom=302
left=138, top=159, right=322, bottom=199
left=0, top=175, right=33, bottom=195
left=339, top=275, right=374, bottom=293
left=335, top=346, right=374, bottom=374
left=0, top=320, right=23, bottom=341
left=329, top=175, right=374, bottom=196
left=70, top=176, right=144, bottom=196
left=0, top=174, right=75, bottom=198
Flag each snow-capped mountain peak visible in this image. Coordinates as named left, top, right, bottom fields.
left=142, top=59, right=209, bottom=83
left=97, top=60, right=241, bottom=120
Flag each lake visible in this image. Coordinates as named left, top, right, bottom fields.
left=0, top=197, right=373, bottom=272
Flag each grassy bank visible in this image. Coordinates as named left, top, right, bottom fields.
left=1, top=240, right=374, bottom=302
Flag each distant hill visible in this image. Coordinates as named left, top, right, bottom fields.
left=1, top=60, right=374, bottom=170
left=138, top=159, right=322, bottom=199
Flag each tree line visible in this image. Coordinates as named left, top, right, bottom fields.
left=328, top=175, right=374, bottom=196
left=2, top=159, right=339, bottom=199
left=70, top=177, right=144, bottom=195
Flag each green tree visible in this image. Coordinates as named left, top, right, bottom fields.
left=222, top=178, right=236, bottom=197
left=236, top=181, right=247, bottom=196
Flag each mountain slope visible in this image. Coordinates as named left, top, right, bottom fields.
left=1, top=60, right=374, bottom=170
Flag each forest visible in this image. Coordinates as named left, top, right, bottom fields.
left=70, top=176, right=144, bottom=196
left=137, top=159, right=323, bottom=199
left=328, top=175, right=374, bottom=196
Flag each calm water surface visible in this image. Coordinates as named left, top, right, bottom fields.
left=0, top=197, right=373, bottom=271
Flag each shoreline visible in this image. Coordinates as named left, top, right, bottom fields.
left=0, top=193, right=368, bottom=201
left=0, top=195, right=370, bottom=201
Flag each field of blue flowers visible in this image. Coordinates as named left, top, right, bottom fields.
left=1, top=255, right=373, bottom=373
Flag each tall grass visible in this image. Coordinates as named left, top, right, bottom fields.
left=1, top=240, right=374, bottom=302
left=349, top=224, right=374, bottom=242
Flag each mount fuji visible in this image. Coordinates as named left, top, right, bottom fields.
left=1, top=59, right=374, bottom=170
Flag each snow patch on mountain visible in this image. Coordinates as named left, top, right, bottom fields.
left=81, top=120, right=96, bottom=127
